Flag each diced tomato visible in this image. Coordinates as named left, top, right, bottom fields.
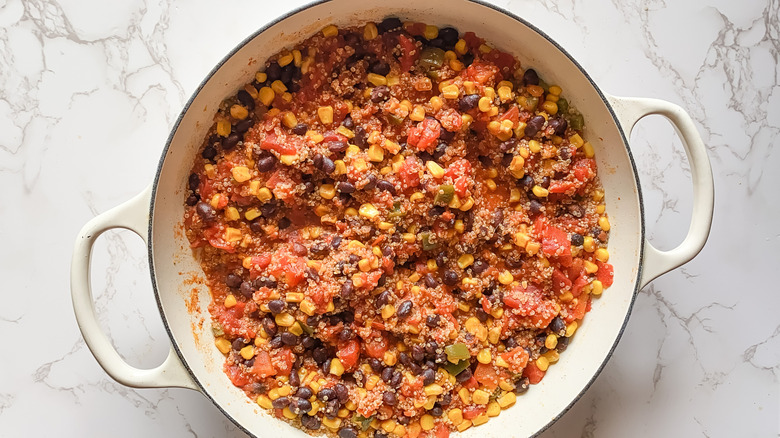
left=549, top=180, right=576, bottom=194
left=445, top=159, right=472, bottom=197
left=337, top=339, right=361, bottom=370
left=572, top=275, right=589, bottom=297
left=503, top=283, right=558, bottom=328
left=499, top=106, right=519, bottom=126
left=462, top=61, right=499, bottom=85
left=567, top=258, right=584, bottom=281
left=462, top=375, right=479, bottom=390
left=473, top=363, right=500, bottom=390
left=271, top=348, right=295, bottom=376
left=573, top=158, right=597, bottom=181
left=250, top=351, right=276, bottom=378
left=269, top=252, right=306, bottom=287
left=406, top=22, right=426, bottom=36
left=462, top=32, right=483, bottom=50
left=398, top=34, right=419, bottom=72
left=400, top=375, right=424, bottom=397
left=225, top=364, right=250, bottom=386
left=398, top=157, right=422, bottom=189
left=251, top=254, right=271, bottom=269
left=364, top=334, right=389, bottom=358
left=260, top=132, right=297, bottom=155
left=596, top=261, right=614, bottom=287
left=523, top=361, right=546, bottom=384
left=437, top=108, right=462, bottom=132
left=463, top=405, right=486, bottom=420
left=551, top=268, right=572, bottom=295
left=484, top=49, right=515, bottom=72
left=568, top=294, right=590, bottom=321
left=541, top=224, right=573, bottom=267
left=434, top=424, right=450, bottom=438
left=500, top=347, right=529, bottom=374
left=407, top=117, right=441, bottom=153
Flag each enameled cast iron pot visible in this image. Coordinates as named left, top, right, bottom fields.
left=71, top=1, right=715, bottom=436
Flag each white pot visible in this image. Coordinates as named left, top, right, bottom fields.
left=71, top=1, right=714, bottom=436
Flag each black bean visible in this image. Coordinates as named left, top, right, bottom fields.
left=381, top=367, right=394, bottom=382
left=442, top=270, right=459, bottom=286
left=301, top=414, right=321, bottom=430
left=268, top=299, right=285, bottom=315
left=525, top=115, right=546, bottom=137
left=312, top=347, right=328, bottom=364
left=341, top=115, right=355, bottom=130
left=382, top=391, right=397, bottom=406
left=337, top=181, right=356, bottom=193
left=336, top=280, right=352, bottom=300
left=188, top=173, right=200, bottom=192
left=368, top=358, right=383, bottom=372
left=266, top=63, right=282, bottom=81
left=278, top=217, right=291, bottom=229
left=222, top=133, right=241, bottom=150
left=397, top=300, right=413, bottom=318
left=548, top=116, right=568, bottom=136
left=548, top=316, right=567, bottom=336
left=500, top=138, right=518, bottom=152
left=515, top=376, right=531, bottom=394
left=375, top=290, right=391, bottom=308
left=559, top=145, right=572, bottom=160
left=293, top=397, right=312, bottom=415
left=280, top=332, right=299, bottom=346
left=523, top=69, right=539, bottom=86
left=430, top=405, right=444, bottom=417
left=456, top=367, right=472, bottom=383
left=292, top=123, right=309, bottom=135
left=426, top=315, right=441, bottom=328
left=518, top=175, right=534, bottom=191
left=231, top=338, right=245, bottom=351
left=306, top=267, right=320, bottom=282
left=239, top=281, right=254, bottom=298
left=390, top=370, right=403, bottom=388
left=224, top=274, right=243, bottom=291
left=338, top=328, right=354, bottom=342
left=529, top=200, right=544, bottom=216
left=570, top=233, right=584, bottom=247
left=475, top=308, right=489, bottom=323
left=556, top=335, right=570, bottom=353
left=290, top=242, right=307, bottom=257
left=289, top=369, right=300, bottom=388
left=327, top=139, right=348, bottom=153
left=301, top=336, right=317, bottom=350
left=421, top=273, right=439, bottom=289
left=318, top=387, right=337, bottom=402
left=334, top=383, right=349, bottom=403
left=195, top=202, right=217, bottom=223
left=280, top=64, right=295, bottom=86
left=412, top=345, right=425, bottom=362
left=377, top=180, right=396, bottom=194
left=371, top=85, right=391, bottom=103
left=322, top=358, right=332, bottom=374
left=272, top=396, right=290, bottom=409
left=459, top=94, right=480, bottom=111
left=439, top=393, right=453, bottom=407
left=540, top=176, right=551, bottom=189
left=429, top=205, right=445, bottom=216
left=257, top=155, right=276, bottom=172
left=461, top=52, right=474, bottom=66
left=235, top=118, right=254, bottom=134
left=438, top=27, right=459, bottom=46
left=369, top=60, right=391, bottom=76
left=236, top=89, right=255, bottom=111
left=296, top=387, right=313, bottom=400
left=377, top=17, right=402, bottom=33
left=568, top=204, right=584, bottom=218
left=422, top=368, right=436, bottom=386
left=262, top=317, right=278, bottom=336
left=472, top=260, right=488, bottom=275
left=185, top=194, right=199, bottom=206
left=339, top=427, right=358, bottom=438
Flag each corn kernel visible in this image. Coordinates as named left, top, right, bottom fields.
left=441, top=84, right=460, bottom=100
left=255, top=72, right=267, bottom=83
left=498, top=270, right=514, bottom=285
left=478, top=96, right=492, bottom=112
left=329, top=358, right=345, bottom=376
left=497, top=391, right=516, bottom=408
left=254, top=87, right=273, bottom=107
left=472, top=389, right=490, bottom=405
left=318, top=184, right=336, bottom=200
left=457, top=254, right=474, bottom=269
left=532, top=185, right=549, bottom=198
left=409, top=105, right=426, bottom=122
left=545, top=334, right=558, bottom=350
left=239, top=345, right=255, bottom=360
left=454, top=38, right=468, bottom=54
left=358, top=203, right=380, bottom=219
left=423, top=161, right=444, bottom=179
left=318, top=105, right=334, bottom=124
left=381, top=304, right=395, bottom=319
left=216, top=119, right=231, bottom=137
left=270, top=80, right=287, bottom=94
left=367, top=72, right=387, bottom=87
left=591, top=279, right=604, bottom=296
left=459, top=197, right=474, bottom=211
left=257, top=395, right=273, bottom=409
left=224, top=294, right=237, bottom=308
left=583, top=141, right=595, bottom=158
left=275, top=312, right=295, bottom=327
left=230, top=104, right=249, bottom=120
left=566, top=321, right=579, bottom=337
left=368, top=144, right=384, bottom=162
left=215, top=337, right=231, bottom=354
left=364, top=22, right=378, bottom=40
left=472, top=413, right=489, bottom=426
left=477, top=348, right=492, bottom=364
left=542, top=100, right=558, bottom=115
left=536, top=356, right=550, bottom=371
left=322, top=24, right=338, bottom=37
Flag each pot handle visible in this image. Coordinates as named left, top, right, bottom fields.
left=606, top=95, right=714, bottom=288
left=71, top=185, right=198, bottom=391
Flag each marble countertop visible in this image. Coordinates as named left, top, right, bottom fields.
left=1, top=0, right=777, bottom=436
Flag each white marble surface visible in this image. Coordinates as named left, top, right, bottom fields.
left=1, top=0, right=777, bottom=436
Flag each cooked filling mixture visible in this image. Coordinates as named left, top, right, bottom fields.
left=184, top=18, right=614, bottom=438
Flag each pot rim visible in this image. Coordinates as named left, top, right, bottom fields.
left=147, top=1, right=646, bottom=436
